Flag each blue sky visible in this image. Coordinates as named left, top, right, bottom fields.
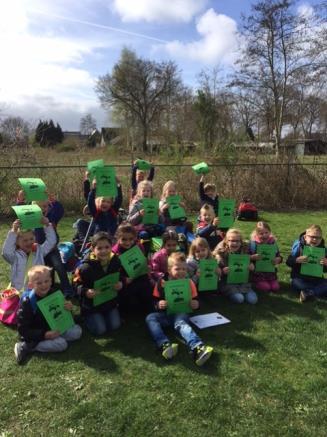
left=0, top=0, right=317, bottom=130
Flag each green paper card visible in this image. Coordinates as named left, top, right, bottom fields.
left=37, top=290, right=74, bottom=334
left=142, top=198, right=159, bottom=225
left=18, top=178, right=47, bottom=202
left=164, top=279, right=192, bottom=315
left=227, top=254, right=250, bottom=284
left=198, top=259, right=219, bottom=291
left=12, top=204, right=43, bottom=230
left=167, top=195, right=186, bottom=220
left=95, top=166, right=118, bottom=198
left=255, top=244, right=276, bottom=273
left=218, top=199, right=235, bottom=228
left=136, top=159, right=152, bottom=170
left=87, top=159, right=104, bottom=178
left=119, top=245, right=148, bottom=279
left=151, top=237, right=162, bottom=252
left=301, top=246, right=325, bottom=278
left=192, top=162, right=209, bottom=175
left=93, top=272, right=119, bottom=306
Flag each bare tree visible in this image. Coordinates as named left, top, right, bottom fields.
left=1, top=116, right=30, bottom=145
left=80, top=113, right=97, bottom=135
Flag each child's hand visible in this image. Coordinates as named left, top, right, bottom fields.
left=12, top=219, right=20, bottom=232
left=296, top=255, right=308, bottom=264
left=222, top=267, right=229, bottom=274
left=190, top=299, right=199, bottom=310
left=64, top=301, right=73, bottom=311
left=213, top=217, right=219, bottom=226
left=251, top=254, right=261, bottom=261
left=200, top=175, right=204, bottom=183
left=249, top=263, right=255, bottom=271
left=114, top=281, right=123, bottom=291
left=86, top=289, right=96, bottom=298
left=126, top=277, right=133, bottom=285
left=84, top=171, right=90, bottom=180
left=216, top=267, right=222, bottom=277
left=45, top=330, right=60, bottom=340
left=139, top=209, right=145, bottom=216
left=180, top=201, right=186, bottom=208
left=160, top=203, right=169, bottom=212
left=92, top=179, right=96, bottom=189
left=273, top=256, right=282, bottom=265
left=158, top=300, right=167, bottom=310
left=41, top=216, right=50, bottom=226
left=320, top=257, right=327, bottom=267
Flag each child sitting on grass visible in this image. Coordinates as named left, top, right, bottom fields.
left=74, top=232, right=123, bottom=335
left=286, top=224, right=327, bottom=302
left=150, top=229, right=179, bottom=281
left=14, top=265, right=82, bottom=365
left=145, top=252, right=213, bottom=366
left=2, top=217, right=57, bottom=292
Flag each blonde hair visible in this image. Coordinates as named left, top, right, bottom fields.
left=200, top=204, right=215, bottom=218
left=204, top=183, right=216, bottom=193
left=136, top=180, right=153, bottom=199
left=95, top=196, right=113, bottom=209
left=188, top=237, right=212, bottom=259
left=306, top=224, right=322, bottom=235
left=214, top=228, right=243, bottom=254
left=161, top=180, right=176, bottom=200
left=250, top=221, right=273, bottom=240
left=168, top=252, right=186, bottom=269
left=27, top=265, right=52, bottom=281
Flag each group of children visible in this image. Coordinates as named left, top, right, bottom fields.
left=3, top=161, right=327, bottom=366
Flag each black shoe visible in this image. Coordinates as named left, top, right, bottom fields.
left=14, top=342, right=30, bottom=365
left=299, top=290, right=315, bottom=303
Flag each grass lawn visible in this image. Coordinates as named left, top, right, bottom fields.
left=1, top=211, right=327, bottom=436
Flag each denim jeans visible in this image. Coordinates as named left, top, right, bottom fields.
left=85, top=307, right=121, bottom=336
left=291, top=277, right=327, bottom=297
left=145, top=312, right=202, bottom=351
left=34, top=324, right=82, bottom=353
left=45, top=248, right=74, bottom=297
left=229, top=290, right=258, bottom=304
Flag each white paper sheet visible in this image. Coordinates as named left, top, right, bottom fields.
left=190, top=312, right=231, bottom=329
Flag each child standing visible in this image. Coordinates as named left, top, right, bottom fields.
left=249, top=221, right=282, bottom=293
left=213, top=229, right=257, bottom=304
left=150, top=229, right=179, bottom=281
left=145, top=252, right=213, bottom=366
left=74, top=232, right=123, bottom=335
left=196, top=204, right=222, bottom=250
left=131, top=159, right=155, bottom=199
left=2, top=218, right=57, bottom=292
left=14, top=265, right=82, bottom=364
left=199, top=175, right=219, bottom=211
left=187, top=237, right=220, bottom=290
left=286, top=224, right=327, bottom=302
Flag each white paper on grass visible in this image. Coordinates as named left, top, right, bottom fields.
left=190, top=312, right=231, bottom=329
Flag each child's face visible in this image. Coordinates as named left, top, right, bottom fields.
left=119, top=232, right=136, bottom=249
left=37, top=200, right=49, bottom=215
left=200, top=209, right=214, bottom=224
left=141, top=186, right=152, bottom=198
left=227, top=233, right=241, bottom=252
left=93, top=239, right=112, bottom=261
left=136, top=171, right=145, bottom=182
left=100, top=198, right=113, bottom=211
left=205, top=189, right=215, bottom=199
left=164, top=239, right=177, bottom=254
left=195, top=246, right=209, bottom=260
left=31, top=272, right=52, bottom=297
left=304, top=230, right=322, bottom=247
left=257, top=228, right=270, bottom=243
left=165, top=186, right=176, bottom=197
left=17, top=231, right=35, bottom=253
left=169, top=261, right=187, bottom=279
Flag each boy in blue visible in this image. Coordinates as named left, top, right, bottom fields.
left=199, top=175, right=219, bottom=211
left=286, top=224, right=327, bottom=302
left=145, top=252, right=213, bottom=366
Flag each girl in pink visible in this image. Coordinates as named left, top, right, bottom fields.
left=249, top=221, right=282, bottom=292
left=150, top=229, right=178, bottom=281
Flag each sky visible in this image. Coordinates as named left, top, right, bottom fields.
left=0, top=0, right=317, bottom=130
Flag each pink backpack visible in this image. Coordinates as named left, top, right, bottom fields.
left=0, top=288, right=20, bottom=326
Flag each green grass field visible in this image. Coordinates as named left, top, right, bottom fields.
left=1, top=212, right=327, bottom=436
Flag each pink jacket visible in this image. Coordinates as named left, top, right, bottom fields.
left=150, top=248, right=169, bottom=281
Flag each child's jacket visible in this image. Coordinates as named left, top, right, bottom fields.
left=150, top=248, right=169, bottom=281
left=2, top=225, right=57, bottom=291
left=199, top=181, right=219, bottom=211
left=87, top=187, right=122, bottom=236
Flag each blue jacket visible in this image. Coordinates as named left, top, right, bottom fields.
left=87, top=187, right=122, bottom=237
left=34, top=200, right=64, bottom=245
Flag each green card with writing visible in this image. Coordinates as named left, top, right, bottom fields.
left=227, top=254, right=250, bottom=284
left=198, top=259, right=219, bottom=291
left=93, top=272, right=119, bottom=306
left=37, top=290, right=74, bottom=334
left=218, top=199, right=235, bottom=228
left=142, top=198, right=159, bottom=225
left=167, top=195, right=186, bottom=220
left=87, top=159, right=104, bottom=178
left=95, top=166, right=118, bottom=198
left=192, top=162, right=209, bottom=175
left=164, top=279, right=192, bottom=315
left=119, top=245, right=148, bottom=279
left=255, top=244, right=276, bottom=273
left=136, top=159, right=152, bottom=170
left=301, top=246, right=325, bottom=278
left=18, top=178, right=47, bottom=202
left=12, top=204, right=43, bottom=230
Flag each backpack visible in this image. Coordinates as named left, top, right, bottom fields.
left=237, top=200, right=258, bottom=221
left=0, top=288, right=20, bottom=326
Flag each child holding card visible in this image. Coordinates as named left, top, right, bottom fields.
left=14, top=265, right=81, bottom=364
left=145, top=252, right=213, bottom=366
left=286, top=225, right=327, bottom=302
left=159, top=181, right=187, bottom=227
left=196, top=204, right=222, bottom=250
left=249, top=221, right=282, bottom=293
left=213, top=229, right=257, bottom=304
left=74, top=232, right=123, bottom=335
left=2, top=217, right=57, bottom=292
left=131, top=159, right=155, bottom=200
left=150, top=229, right=179, bottom=281
left=112, top=223, right=153, bottom=314
left=87, top=177, right=122, bottom=239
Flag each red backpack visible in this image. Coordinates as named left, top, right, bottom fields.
left=237, top=199, right=258, bottom=221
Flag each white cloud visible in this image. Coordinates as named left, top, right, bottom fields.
left=163, top=9, right=239, bottom=65
left=112, top=0, right=207, bottom=23
left=297, top=3, right=314, bottom=18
